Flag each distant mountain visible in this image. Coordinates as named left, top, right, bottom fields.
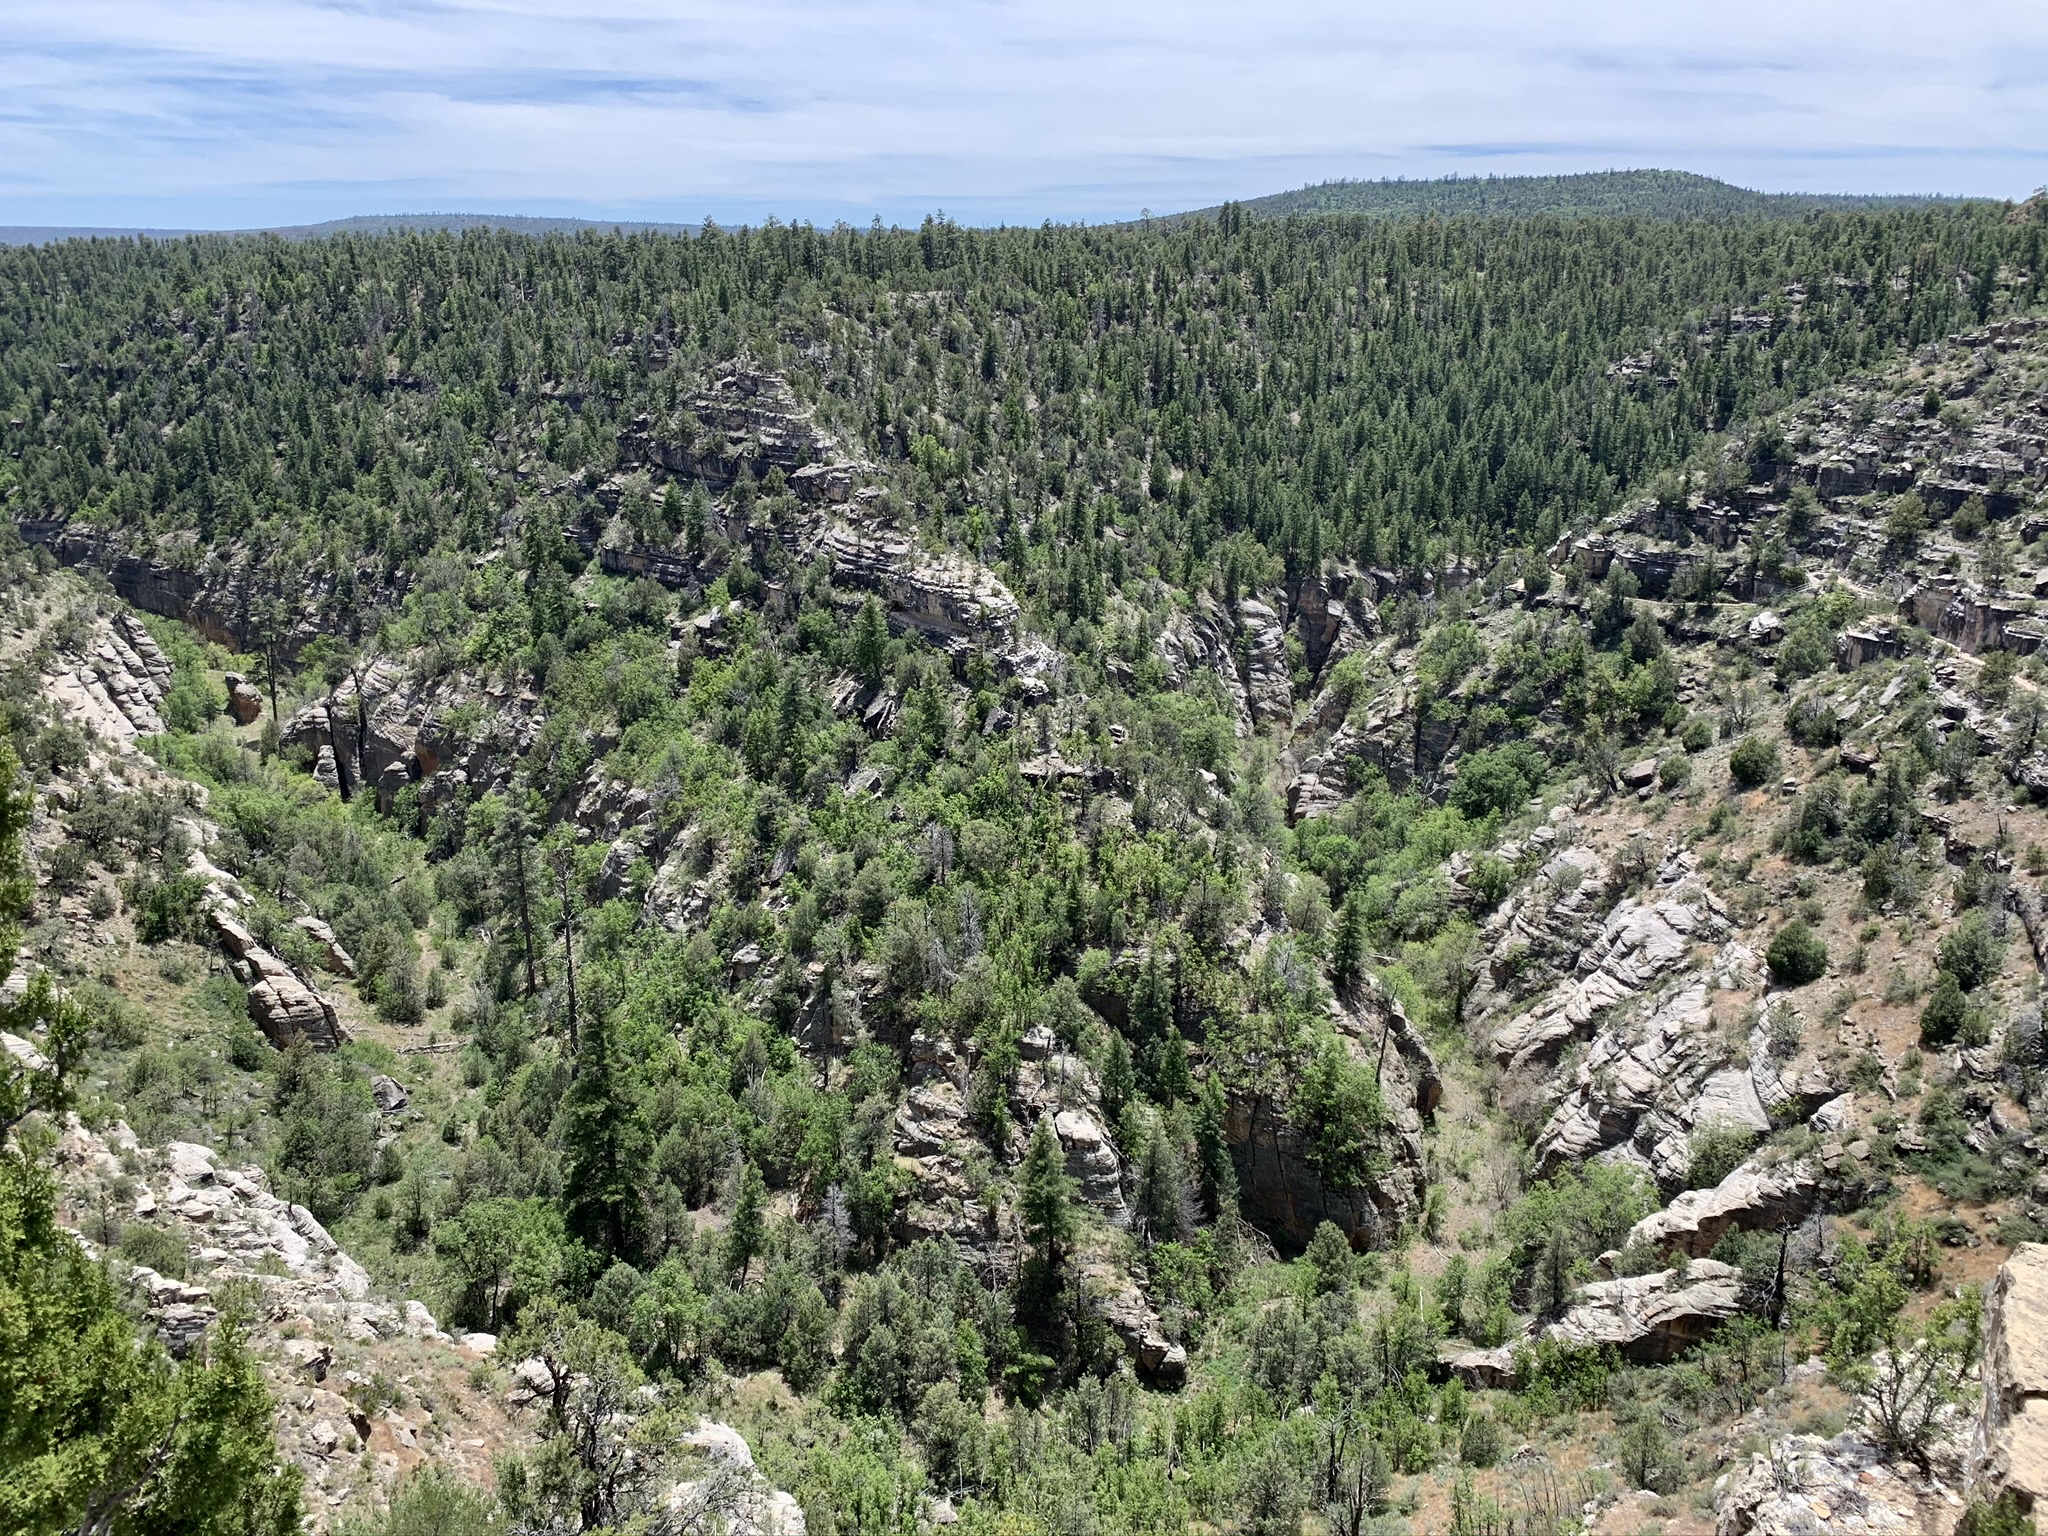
left=1168, top=169, right=1976, bottom=223
left=0, top=225, right=199, bottom=245
left=0, top=212, right=705, bottom=246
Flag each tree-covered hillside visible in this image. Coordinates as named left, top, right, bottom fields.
left=1, top=204, right=2038, bottom=630
left=3, top=203, right=2048, bottom=1536
left=1171, top=170, right=1977, bottom=224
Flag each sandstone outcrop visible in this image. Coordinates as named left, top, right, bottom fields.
left=1970, top=1242, right=2048, bottom=1527
left=1626, top=1156, right=1821, bottom=1259
left=41, top=611, right=173, bottom=743
left=671, top=1419, right=809, bottom=1536
left=1490, top=867, right=1729, bottom=1070
left=816, top=515, right=1020, bottom=651
left=1542, top=1260, right=1744, bottom=1364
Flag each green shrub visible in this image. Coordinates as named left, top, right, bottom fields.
left=116, top=1222, right=190, bottom=1279
left=132, top=872, right=212, bottom=945
left=1938, top=910, right=2002, bottom=991
left=1458, top=1411, right=1504, bottom=1468
left=1919, top=971, right=1969, bottom=1045
left=1729, top=735, right=1780, bottom=788
left=1765, top=920, right=1828, bottom=986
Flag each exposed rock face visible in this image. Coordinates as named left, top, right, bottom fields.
left=1970, top=1243, right=2048, bottom=1526
left=1234, top=598, right=1294, bottom=727
left=211, top=908, right=348, bottom=1051
left=1490, top=869, right=1729, bottom=1070
left=1053, top=1109, right=1125, bottom=1215
left=41, top=611, right=173, bottom=743
left=1716, top=1430, right=1958, bottom=1536
left=816, top=515, right=1020, bottom=651
left=1157, top=608, right=1255, bottom=736
left=1626, top=1157, right=1821, bottom=1259
left=1442, top=1345, right=1520, bottom=1390
left=293, top=915, right=358, bottom=978
left=370, top=1075, right=409, bottom=1114
left=1542, top=1260, right=1743, bottom=1364
left=1087, top=1261, right=1188, bottom=1385
left=671, top=1419, right=808, bottom=1536
left=1225, top=985, right=1436, bottom=1250
left=1531, top=981, right=1755, bottom=1182
left=626, top=361, right=859, bottom=513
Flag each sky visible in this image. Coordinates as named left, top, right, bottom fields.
left=3, top=0, right=2045, bottom=230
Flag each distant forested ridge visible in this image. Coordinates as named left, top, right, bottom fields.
left=0, top=203, right=2039, bottom=625
left=1175, top=169, right=1978, bottom=224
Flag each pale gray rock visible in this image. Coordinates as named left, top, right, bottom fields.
left=1626, top=1157, right=1821, bottom=1259
left=1542, top=1260, right=1743, bottom=1364
left=1969, top=1242, right=2048, bottom=1524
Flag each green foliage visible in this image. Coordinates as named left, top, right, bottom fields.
left=1765, top=919, right=1829, bottom=986
left=1919, top=971, right=1971, bottom=1045
left=0, top=1153, right=301, bottom=1536
left=1938, top=909, right=2002, bottom=990
left=267, top=1045, right=375, bottom=1223
left=1503, top=1165, right=1655, bottom=1314
left=1449, top=742, right=1544, bottom=819
left=1683, top=1123, right=1758, bottom=1190
left=1729, top=734, right=1781, bottom=788
left=1294, top=1037, right=1389, bottom=1191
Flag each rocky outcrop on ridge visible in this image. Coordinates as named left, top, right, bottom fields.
left=52, top=1118, right=520, bottom=1526
left=39, top=610, right=173, bottom=744
left=816, top=514, right=1021, bottom=652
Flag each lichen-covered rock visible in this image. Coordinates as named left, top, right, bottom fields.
left=1970, top=1243, right=2048, bottom=1527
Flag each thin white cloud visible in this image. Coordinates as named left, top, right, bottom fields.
left=1, top=0, right=2041, bottom=227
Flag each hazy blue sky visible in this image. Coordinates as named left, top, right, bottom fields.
left=5, top=0, right=2043, bottom=228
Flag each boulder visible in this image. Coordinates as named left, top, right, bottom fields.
left=370, top=1074, right=409, bottom=1114
left=249, top=971, right=347, bottom=1051
left=1620, top=758, right=1659, bottom=791
left=1053, top=1110, right=1125, bottom=1215
left=1970, top=1242, right=2048, bottom=1525
left=165, top=1141, right=217, bottom=1185
left=1626, top=1158, right=1821, bottom=1259
left=1542, top=1259, right=1743, bottom=1364
left=224, top=674, right=262, bottom=725
left=1442, top=1345, right=1519, bottom=1390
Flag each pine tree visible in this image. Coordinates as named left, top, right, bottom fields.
left=851, top=597, right=889, bottom=688
left=560, top=1006, right=650, bottom=1263
left=1018, top=1118, right=1076, bottom=1270
left=724, top=1160, right=767, bottom=1283
left=1330, top=893, right=1366, bottom=995
left=0, top=1129, right=301, bottom=1534
left=489, top=789, right=543, bottom=997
